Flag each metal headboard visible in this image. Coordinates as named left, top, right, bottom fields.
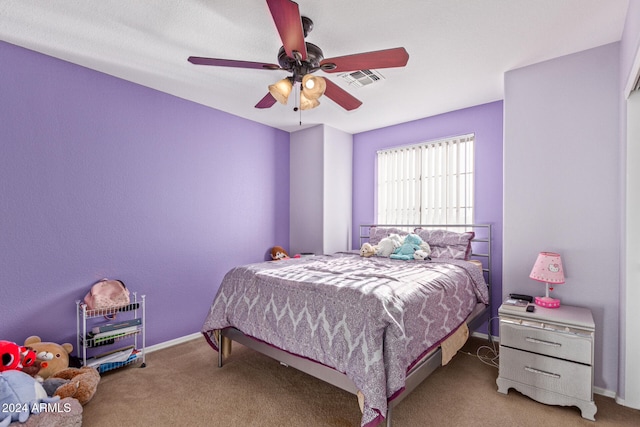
left=358, top=224, right=492, bottom=288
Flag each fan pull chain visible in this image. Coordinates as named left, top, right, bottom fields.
left=293, top=82, right=302, bottom=126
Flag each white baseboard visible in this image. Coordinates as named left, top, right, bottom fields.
left=615, top=396, right=640, bottom=409
left=596, top=386, right=616, bottom=399
left=145, top=332, right=202, bottom=354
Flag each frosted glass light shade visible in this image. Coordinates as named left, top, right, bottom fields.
left=300, top=92, right=320, bottom=110
left=301, top=75, right=326, bottom=100
left=268, top=78, right=293, bottom=104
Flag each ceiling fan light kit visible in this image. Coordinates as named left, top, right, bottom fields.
left=187, top=0, right=409, bottom=112
left=268, top=78, right=293, bottom=104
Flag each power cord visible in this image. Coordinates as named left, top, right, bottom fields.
left=458, top=316, right=500, bottom=368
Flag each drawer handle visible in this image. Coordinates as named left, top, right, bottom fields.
left=525, top=337, right=561, bottom=347
left=524, top=366, right=561, bottom=379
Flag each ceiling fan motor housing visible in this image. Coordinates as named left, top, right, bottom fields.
left=277, top=42, right=324, bottom=81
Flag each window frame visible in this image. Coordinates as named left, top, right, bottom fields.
left=375, top=133, right=475, bottom=225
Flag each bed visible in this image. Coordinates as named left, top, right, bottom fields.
left=202, top=224, right=492, bottom=427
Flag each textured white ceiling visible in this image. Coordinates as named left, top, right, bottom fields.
left=0, top=0, right=630, bottom=134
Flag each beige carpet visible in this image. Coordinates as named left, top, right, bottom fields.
left=82, top=336, right=640, bottom=426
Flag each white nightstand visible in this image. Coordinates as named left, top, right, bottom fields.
left=496, top=303, right=597, bottom=420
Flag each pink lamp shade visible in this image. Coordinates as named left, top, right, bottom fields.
left=529, top=252, right=565, bottom=308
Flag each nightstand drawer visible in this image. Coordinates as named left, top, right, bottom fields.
left=499, top=347, right=592, bottom=401
left=500, top=319, right=592, bottom=364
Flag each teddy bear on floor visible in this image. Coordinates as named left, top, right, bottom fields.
left=390, top=233, right=424, bottom=260
left=50, top=366, right=100, bottom=405
left=22, top=336, right=100, bottom=406
left=23, top=336, right=73, bottom=380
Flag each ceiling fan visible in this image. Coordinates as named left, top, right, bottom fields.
left=188, top=0, right=409, bottom=112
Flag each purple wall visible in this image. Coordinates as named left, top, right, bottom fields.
left=503, top=43, right=620, bottom=392
left=352, top=101, right=504, bottom=327
left=0, top=41, right=290, bottom=349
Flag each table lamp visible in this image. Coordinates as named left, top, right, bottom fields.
left=529, top=252, right=565, bottom=308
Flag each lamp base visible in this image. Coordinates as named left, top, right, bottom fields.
left=535, top=296, right=561, bottom=308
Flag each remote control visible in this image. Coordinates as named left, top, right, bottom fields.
left=509, top=293, right=533, bottom=302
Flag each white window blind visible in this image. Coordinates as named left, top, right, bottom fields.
left=376, top=134, right=474, bottom=225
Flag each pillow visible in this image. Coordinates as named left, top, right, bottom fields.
left=368, top=227, right=409, bottom=245
left=414, top=228, right=475, bottom=260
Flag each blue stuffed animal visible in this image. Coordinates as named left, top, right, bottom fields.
left=0, top=370, right=60, bottom=426
left=390, top=233, right=423, bottom=260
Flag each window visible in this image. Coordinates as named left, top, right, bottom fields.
left=376, top=134, right=474, bottom=225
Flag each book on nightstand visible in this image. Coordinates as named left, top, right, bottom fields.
left=501, top=298, right=531, bottom=311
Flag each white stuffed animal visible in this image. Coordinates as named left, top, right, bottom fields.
left=419, top=241, right=432, bottom=257
left=414, top=250, right=430, bottom=260
left=376, top=233, right=403, bottom=257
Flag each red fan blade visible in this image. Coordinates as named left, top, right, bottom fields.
left=320, top=47, right=409, bottom=73
left=255, top=93, right=277, bottom=109
left=188, top=57, right=281, bottom=70
left=323, top=79, right=362, bottom=111
left=266, top=0, right=307, bottom=60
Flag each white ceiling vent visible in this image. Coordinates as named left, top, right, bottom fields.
left=340, top=69, right=385, bottom=87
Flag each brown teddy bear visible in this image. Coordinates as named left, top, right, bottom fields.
left=23, top=336, right=73, bottom=379
left=23, top=336, right=100, bottom=406
left=51, top=366, right=100, bottom=405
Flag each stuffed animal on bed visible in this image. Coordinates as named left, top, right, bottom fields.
left=359, top=242, right=377, bottom=257
left=390, top=233, right=424, bottom=260
left=420, top=241, right=432, bottom=255
left=271, top=246, right=290, bottom=260
left=271, top=246, right=301, bottom=260
left=414, top=241, right=432, bottom=260
left=375, top=233, right=403, bottom=257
